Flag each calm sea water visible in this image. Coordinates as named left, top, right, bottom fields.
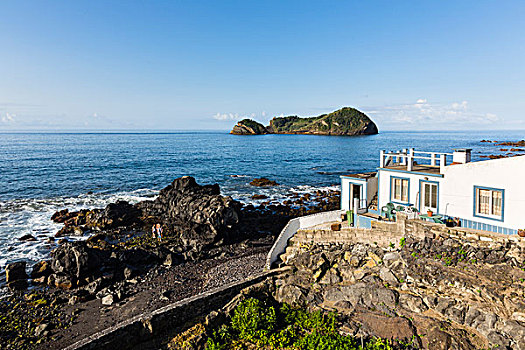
left=0, top=130, right=523, bottom=276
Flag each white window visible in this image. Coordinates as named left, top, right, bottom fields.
left=475, top=187, right=503, bottom=219
left=422, top=182, right=438, bottom=211
left=391, top=178, right=409, bottom=202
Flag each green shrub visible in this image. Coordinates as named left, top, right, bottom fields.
left=205, top=297, right=409, bottom=350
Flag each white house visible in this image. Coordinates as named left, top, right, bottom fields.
left=341, top=148, right=525, bottom=234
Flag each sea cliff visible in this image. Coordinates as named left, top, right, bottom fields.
left=230, top=107, right=378, bottom=136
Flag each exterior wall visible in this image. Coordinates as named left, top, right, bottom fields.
left=377, top=169, right=443, bottom=212
left=366, top=177, right=378, bottom=207
left=340, top=177, right=366, bottom=211
left=440, top=155, right=525, bottom=231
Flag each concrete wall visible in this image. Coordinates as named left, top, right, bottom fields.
left=265, top=210, right=343, bottom=269
left=441, top=155, right=525, bottom=230
left=366, top=177, right=378, bottom=207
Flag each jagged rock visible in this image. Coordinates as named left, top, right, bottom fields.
left=34, top=323, right=49, bottom=337
left=50, top=241, right=105, bottom=287
left=137, top=176, right=241, bottom=253
left=101, top=294, right=115, bottom=306
left=91, top=200, right=142, bottom=230
left=275, top=284, right=307, bottom=306
left=6, top=261, right=27, bottom=284
left=251, top=194, right=268, bottom=200
left=230, top=119, right=269, bottom=135
left=31, top=260, right=52, bottom=280
left=54, top=274, right=74, bottom=289
left=51, top=209, right=72, bottom=223
left=249, top=178, right=278, bottom=187
left=123, top=266, right=139, bottom=280
left=18, top=234, right=37, bottom=241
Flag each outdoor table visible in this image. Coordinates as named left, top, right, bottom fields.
left=419, top=214, right=443, bottom=223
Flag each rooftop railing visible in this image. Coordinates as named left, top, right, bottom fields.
left=379, top=148, right=454, bottom=173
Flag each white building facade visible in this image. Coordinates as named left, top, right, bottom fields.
left=341, top=148, right=525, bottom=234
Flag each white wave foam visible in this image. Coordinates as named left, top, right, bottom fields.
left=0, top=188, right=158, bottom=276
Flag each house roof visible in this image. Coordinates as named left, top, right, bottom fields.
left=341, top=171, right=377, bottom=180
left=380, top=164, right=442, bottom=176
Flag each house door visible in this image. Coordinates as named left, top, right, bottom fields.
left=350, top=184, right=361, bottom=210
left=421, top=182, right=438, bottom=213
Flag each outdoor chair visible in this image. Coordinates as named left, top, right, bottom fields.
left=381, top=203, right=396, bottom=220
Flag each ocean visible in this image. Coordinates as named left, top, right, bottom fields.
left=0, top=130, right=523, bottom=277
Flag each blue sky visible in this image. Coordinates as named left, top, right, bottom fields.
left=0, top=1, right=524, bottom=131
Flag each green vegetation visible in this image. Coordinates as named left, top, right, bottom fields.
left=205, top=297, right=407, bottom=350
left=231, top=107, right=378, bottom=136
left=269, top=107, right=378, bottom=136
left=231, top=119, right=268, bottom=134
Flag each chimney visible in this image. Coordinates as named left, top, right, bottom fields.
left=453, top=149, right=472, bottom=164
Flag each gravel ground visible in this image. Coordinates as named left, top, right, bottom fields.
left=35, top=241, right=272, bottom=350
left=203, top=251, right=267, bottom=290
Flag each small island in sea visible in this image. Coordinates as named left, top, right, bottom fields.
left=230, top=107, right=379, bottom=136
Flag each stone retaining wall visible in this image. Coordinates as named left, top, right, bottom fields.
left=64, top=268, right=289, bottom=350
left=277, top=212, right=525, bottom=265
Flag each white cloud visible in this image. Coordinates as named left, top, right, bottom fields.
left=213, top=113, right=240, bottom=121
left=364, top=99, right=500, bottom=130
left=0, top=112, right=16, bottom=123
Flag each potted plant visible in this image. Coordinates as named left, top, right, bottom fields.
left=427, top=209, right=434, bottom=217
left=518, top=229, right=525, bottom=237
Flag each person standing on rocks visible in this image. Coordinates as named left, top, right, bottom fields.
left=152, top=225, right=157, bottom=240
left=155, top=223, right=163, bottom=242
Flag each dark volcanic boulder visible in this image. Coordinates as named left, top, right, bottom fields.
left=90, top=200, right=142, bottom=230
left=250, top=178, right=279, bottom=187
left=52, top=201, right=142, bottom=237
left=136, top=176, right=241, bottom=252
left=6, top=262, right=28, bottom=290
left=50, top=242, right=105, bottom=287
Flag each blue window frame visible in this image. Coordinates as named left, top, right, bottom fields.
left=390, top=176, right=410, bottom=204
left=473, top=186, right=504, bottom=222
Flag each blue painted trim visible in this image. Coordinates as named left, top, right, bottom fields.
left=377, top=167, right=444, bottom=178
left=473, top=186, right=505, bottom=222
left=418, top=180, right=440, bottom=214
left=458, top=217, right=516, bottom=235
left=389, top=175, right=410, bottom=205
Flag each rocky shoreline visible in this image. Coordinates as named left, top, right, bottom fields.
left=167, top=228, right=525, bottom=350
left=1, top=176, right=341, bottom=349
